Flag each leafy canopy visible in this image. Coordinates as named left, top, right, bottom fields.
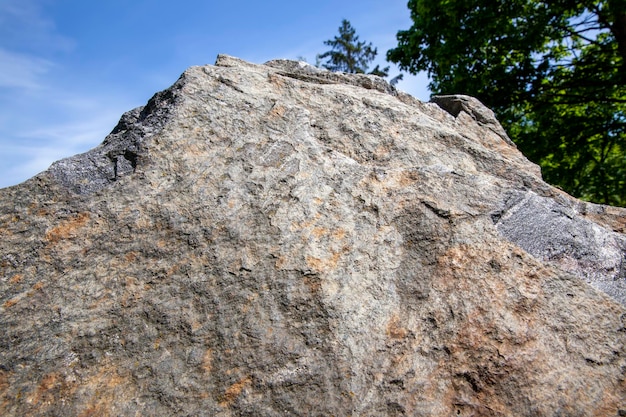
left=318, top=19, right=390, bottom=77
left=388, top=0, right=626, bottom=206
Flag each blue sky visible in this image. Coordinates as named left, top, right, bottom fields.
left=0, top=0, right=430, bottom=189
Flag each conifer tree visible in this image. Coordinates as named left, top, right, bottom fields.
left=318, top=19, right=390, bottom=77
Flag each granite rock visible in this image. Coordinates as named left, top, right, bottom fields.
left=0, top=55, right=625, bottom=416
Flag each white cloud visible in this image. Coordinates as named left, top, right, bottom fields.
left=0, top=0, right=107, bottom=189
left=0, top=0, right=76, bottom=91
left=0, top=110, right=125, bottom=188
left=0, top=48, right=54, bottom=90
left=19, top=113, right=119, bottom=148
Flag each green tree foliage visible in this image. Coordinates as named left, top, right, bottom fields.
left=388, top=0, right=626, bottom=206
left=318, top=19, right=391, bottom=77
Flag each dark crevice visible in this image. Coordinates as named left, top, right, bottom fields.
left=460, top=372, right=481, bottom=392
left=108, top=150, right=138, bottom=181
left=124, top=150, right=138, bottom=171
left=422, top=200, right=451, bottom=219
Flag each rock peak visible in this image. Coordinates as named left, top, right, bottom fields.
left=1, top=55, right=625, bottom=416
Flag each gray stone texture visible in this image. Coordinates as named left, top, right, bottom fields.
left=0, top=55, right=624, bottom=416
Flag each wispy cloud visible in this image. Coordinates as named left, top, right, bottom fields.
left=0, top=110, right=125, bottom=188
left=0, top=48, right=54, bottom=90
left=0, top=0, right=77, bottom=90
left=0, top=0, right=111, bottom=188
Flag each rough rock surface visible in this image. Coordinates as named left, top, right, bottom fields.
left=1, top=55, right=625, bottom=416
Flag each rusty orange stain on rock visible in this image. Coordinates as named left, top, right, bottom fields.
left=311, top=227, right=328, bottom=238
left=291, top=213, right=322, bottom=232
left=77, top=363, right=134, bottom=417
left=3, top=298, right=18, bottom=308
left=220, top=376, right=252, bottom=407
left=332, top=228, right=346, bottom=240
left=386, top=315, right=408, bottom=339
left=0, top=370, right=9, bottom=409
left=267, top=73, right=286, bottom=88
left=45, top=212, right=90, bottom=243
left=275, top=256, right=287, bottom=269
left=305, top=250, right=342, bottom=272
left=397, top=170, right=420, bottom=187
left=202, top=349, right=213, bottom=374
left=9, top=274, right=22, bottom=284
left=124, top=251, right=138, bottom=264
left=592, top=385, right=626, bottom=417
left=268, top=104, right=286, bottom=118
left=26, top=373, right=69, bottom=407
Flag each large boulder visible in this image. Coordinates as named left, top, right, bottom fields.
left=1, top=55, right=624, bottom=416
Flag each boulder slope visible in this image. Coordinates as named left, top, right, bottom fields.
left=1, top=55, right=625, bottom=416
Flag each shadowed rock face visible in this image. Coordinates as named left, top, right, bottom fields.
left=0, top=55, right=624, bottom=416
